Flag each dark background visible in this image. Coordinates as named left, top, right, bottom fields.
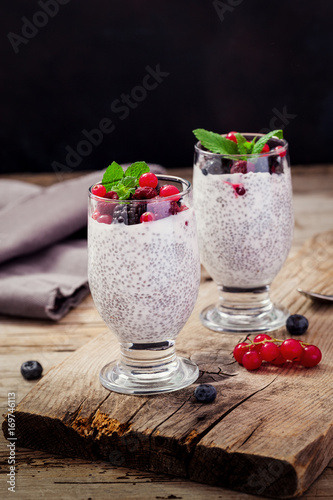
left=1, top=0, right=333, bottom=174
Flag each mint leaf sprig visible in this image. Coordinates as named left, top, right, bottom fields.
left=193, top=129, right=283, bottom=157
left=101, top=161, right=149, bottom=200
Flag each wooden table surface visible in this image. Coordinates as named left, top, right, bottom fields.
left=1, top=166, right=333, bottom=500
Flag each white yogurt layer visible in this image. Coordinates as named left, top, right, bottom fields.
left=193, top=166, right=294, bottom=288
left=88, top=208, right=200, bottom=343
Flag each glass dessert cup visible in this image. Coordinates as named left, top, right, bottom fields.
left=193, top=133, right=294, bottom=333
left=88, top=175, right=200, bottom=395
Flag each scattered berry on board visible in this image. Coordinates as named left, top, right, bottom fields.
left=194, top=384, right=217, bottom=403
left=21, top=361, right=43, bottom=380
left=286, top=314, right=309, bottom=335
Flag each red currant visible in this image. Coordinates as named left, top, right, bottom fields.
left=242, top=350, right=262, bottom=370
left=261, top=143, right=270, bottom=154
left=253, top=334, right=272, bottom=353
left=280, top=339, right=303, bottom=362
left=260, top=342, right=280, bottom=362
left=274, top=145, right=287, bottom=157
left=159, top=185, right=180, bottom=199
left=97, top=214, right=112, bottom=225
left=139, top=172, right=158, bottom=189
left=91, top=184, right=107, bottom=197
left=300, top=345, right=322, bottom=368
left=140, top=212, right=155, bottom=223
left=270, top=347, right=287, bottom=366
left=233, top=342, right=250, bottom=364
left=226, top=131, right=238, bottom=143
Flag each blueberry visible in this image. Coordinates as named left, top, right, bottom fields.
left=206, top=159, right=223, bottom=175
left=286, top=314, right=309, bottom=335
left=20, top=361, right=43, bottom=380
left=201, top=168, right=208, bottom=176
left=194, top=384, right=217, bottom=403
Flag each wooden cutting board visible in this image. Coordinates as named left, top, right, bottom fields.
left=3, top=231, right=333, bottom=498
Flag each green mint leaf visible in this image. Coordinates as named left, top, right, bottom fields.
left=253, top=130, right=283, bottom=155
left=102, top=161, right=124, bottom=186
left=234, top=133, right=247, bottom=154
left=122, top=176, right=137, bottom=188
left=193, top=129, right=238, bottom=155
left=125, top=161, right=149, bottom=179
left=112, top=183, right=134, bottom=200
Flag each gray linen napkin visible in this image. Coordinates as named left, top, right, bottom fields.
left=0, top=165, right=165, bottom=320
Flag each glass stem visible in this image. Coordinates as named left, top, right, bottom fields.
left=120, top=341, right=177, bottom=371
left=217, top=285, right=273, bottom=317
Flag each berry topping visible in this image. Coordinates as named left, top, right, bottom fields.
left=231, top=160, right=247, bottom=174
left=91, top=184, right=107, bottom=197
left=262, top=143, right=270, bottom=154
left=97, top=214, right=112, bottom=225
left=104, top=191, right=119, bottom=200
left=112, top=204, right=128, bottom=224
left=140, top=212, right=155, bottom=223
left=201, top=168, right=208, bottom=175
left=274, top=145, right=287, bottom=157
left=139, top=172, right=158, bottom=188
left=235, top=186, right=246, bottom=196
left=226, top=131, right=238, bottom=143
left=280, top=339, right=303, bottom=362
left=194, top=384, right=217, bottom=403
left=159, top=185, right=181, bottom=198
left=21, top=360, right=43, bottom=380
left=300, top=345, right=322, bottom=368
left=242, top=350, right=262, bottom=370
left=92, top=210, right=100, bottom=220
left=286, top=314, right=309, bottom=336
left=132, top=187, right=157, bottom=200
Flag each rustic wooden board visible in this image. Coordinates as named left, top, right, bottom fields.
left=3, top=231, right=333, bottom=498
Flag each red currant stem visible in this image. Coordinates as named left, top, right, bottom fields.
left=247, top=338, right=312, bottom=347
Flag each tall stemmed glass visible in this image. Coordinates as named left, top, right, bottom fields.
left=193, top=133, right=294, bottom=333
left=88, top=175, right=200, bottom=394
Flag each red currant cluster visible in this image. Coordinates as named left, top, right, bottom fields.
left=233, top=334, right=322, bottom=371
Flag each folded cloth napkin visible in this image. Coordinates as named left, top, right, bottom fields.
left=0, top=165, right=165, bottom=320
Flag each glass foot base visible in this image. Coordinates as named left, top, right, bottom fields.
left=100, top=354, right=199, bottom=395
left=200, top=303, right=289, bottom=333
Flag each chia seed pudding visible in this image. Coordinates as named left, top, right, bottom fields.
left=193, top=158, right=294, bottom=289
left=88, top=207, right=200, bottom=343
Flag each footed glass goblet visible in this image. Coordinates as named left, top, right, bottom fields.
left=193, top=133, right=294, bottom=333
left=88, top=175, right=200, bottom=394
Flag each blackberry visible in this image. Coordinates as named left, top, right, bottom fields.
left=112, top=204, right=128, bottom=224
left=128, top=201, right=147, bottom=225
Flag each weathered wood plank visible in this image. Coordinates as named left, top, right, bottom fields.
left=3, top=231, right=333, bottom=498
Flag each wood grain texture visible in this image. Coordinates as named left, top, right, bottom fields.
left=1, top=168, right=333, bottom=500
left=3, top=230, right=333, bottom=499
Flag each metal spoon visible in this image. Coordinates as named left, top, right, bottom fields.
left=297, top=288, right=333, bottom=303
